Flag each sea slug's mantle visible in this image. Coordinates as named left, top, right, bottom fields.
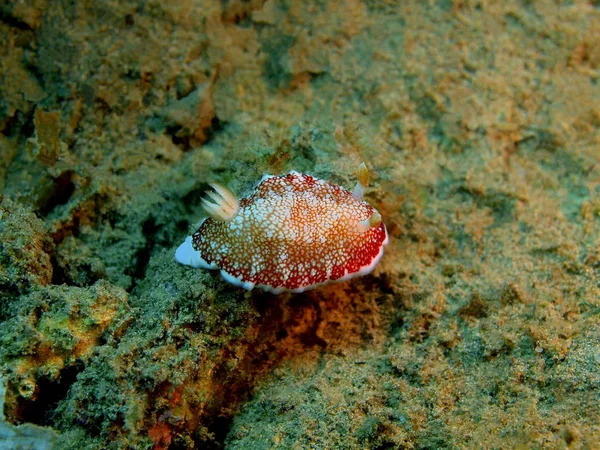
left=175, top=165, right=388, bottom=294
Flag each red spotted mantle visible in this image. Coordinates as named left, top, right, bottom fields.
left=175, top=169, right=388, bottom=294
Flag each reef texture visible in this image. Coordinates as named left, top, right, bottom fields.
left=0, top=1, right=599, bottom=449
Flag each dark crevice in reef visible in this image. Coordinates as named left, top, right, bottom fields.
left=128, top=213, right=180, bottom=291
left=165, top=125, right=192, bottom=151
left=126, top=217, right=158, bottom=292
left=14, top=362, right=83, bottom=427
left=49, top=253, right=68, bottom=286
left=206, top=416, right=233, bottom=449
left=0, top=108, right=34, bottom=139
left=0, top=9, right=34, bottom=31
left=208, top=116, right=224, bottom=139
left=36, top=170, right=77, bottom=217
left=0, top=283, right=20, bottom=322
left=164, top=116, right=224, bottom=152
left=128, top=246, right=151, bottom=292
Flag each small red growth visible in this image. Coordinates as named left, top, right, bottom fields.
left=148, top=422, right=172, bottom=450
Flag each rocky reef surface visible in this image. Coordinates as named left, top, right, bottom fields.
left=0, top=1, right=598, bottom=448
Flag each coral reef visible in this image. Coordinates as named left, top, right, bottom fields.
left=0, top=0, right=598, bottom=449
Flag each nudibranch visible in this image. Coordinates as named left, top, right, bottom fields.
left=175, top=163, right=388, bottom=294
